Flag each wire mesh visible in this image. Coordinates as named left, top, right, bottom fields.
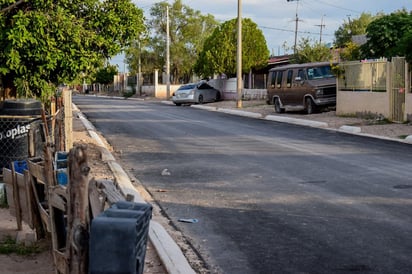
left=0, top=107, right=66, bottom=174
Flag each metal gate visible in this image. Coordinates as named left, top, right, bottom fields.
left=390, top=57, right=407, bottom=122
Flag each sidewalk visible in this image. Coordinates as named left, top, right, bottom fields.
left=196, top=100, right=412, bottom=143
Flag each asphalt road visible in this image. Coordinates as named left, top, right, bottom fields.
left=74, top=96, right=412, bottom=274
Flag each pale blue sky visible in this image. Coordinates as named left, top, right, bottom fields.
left=112, top=0, right=412, bottom=71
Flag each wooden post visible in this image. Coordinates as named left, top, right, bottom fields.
left=66, top=145, right=90, bottom=274
left=11, top=163, right=22, bottom=231
left=63, top=89, right=73, bottom=152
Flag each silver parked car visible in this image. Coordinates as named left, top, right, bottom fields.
left=172, top=81, right=222, bottom=106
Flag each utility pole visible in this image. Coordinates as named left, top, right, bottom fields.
left=236, top=0, right=242, bottom=108
left=287, top=0, right=300, bottom=54
left=315, top=15, right=325, bottom=44
left=166, top=5, right=171, bottom=99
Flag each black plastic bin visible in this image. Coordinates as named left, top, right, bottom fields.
left=0, top=99, right=42, bottom=173
left=89, top=201, right=152, bottom=274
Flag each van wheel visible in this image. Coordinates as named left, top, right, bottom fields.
left=274, top=98, right=284, bottom=113
left=198, top=95, right=204, bottom=104
left=305, top=97, right=316, bottom=114
left=215, top=92, right=221, bottom=102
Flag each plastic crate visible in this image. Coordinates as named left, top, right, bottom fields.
left=89, top=201, right=152, bottom=274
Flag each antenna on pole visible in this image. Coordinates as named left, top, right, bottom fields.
left=287, top=0, right=300, bottom=54
left=315, top=15, right=325, bottom=44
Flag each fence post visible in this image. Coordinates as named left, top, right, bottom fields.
left=63, top=89, right=73, bottom=151
left=154, top=69, right=159, bottom=98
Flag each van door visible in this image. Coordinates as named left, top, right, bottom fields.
left=294, top=68, right=308, bottom=105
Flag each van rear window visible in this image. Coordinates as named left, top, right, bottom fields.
left=270, top=71, right=277, bottom=87
left=276, top=71, right=283, bottom=88
left=286, top=70, right=293, bottom=88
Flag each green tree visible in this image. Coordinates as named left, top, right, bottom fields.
left=94, top=64, right=118, bottom=85
left=0, top=0, right=145, bottom=101
left=339, top=41, right=362, bottom=61
left=126, top=0, right=218, bottom=84
left=290, top=37, right=332, bottom=64
left=334, top=13, right=375, bottom=47
left=361, top=9, right=412, bottom=60
left=194, top=18, right=269, bottom=78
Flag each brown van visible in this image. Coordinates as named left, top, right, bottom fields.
left=266, top=62, right=336, bottom=114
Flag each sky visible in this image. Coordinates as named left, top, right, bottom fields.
left=112, top=0, right=412, bottom=72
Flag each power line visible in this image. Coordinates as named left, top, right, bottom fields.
left=315, top=0, right=361, bottom=14
left=260, top=25, right=334, bottom=36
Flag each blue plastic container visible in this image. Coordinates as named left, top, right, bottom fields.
left=56, top=168, right=68, bottom=186
left=13, top=160, right=28, bottom=174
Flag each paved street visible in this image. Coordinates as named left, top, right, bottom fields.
left=74, top=96, right=412, bottom=274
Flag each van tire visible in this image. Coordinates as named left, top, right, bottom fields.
left=274, top=98, right=284, bottom=113
left=198, top=95, right=204, bottom=104
left=215, top=92, right=221, bottom=102
left=305, top=97, right=316, bottom=114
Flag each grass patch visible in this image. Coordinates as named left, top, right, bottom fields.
left=0, top=236, right=42, bottom=255
left=123, top=91, right=134, bottom=98
left=337, top=114, right=358, bottom=118
left=398, top=135, right=408, bottom=139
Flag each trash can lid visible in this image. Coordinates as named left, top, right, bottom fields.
left=1, top=99, right=42, bottom=116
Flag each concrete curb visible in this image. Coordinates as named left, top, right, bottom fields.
left=338, top=125, right=362, bottom=134
left=73, top=104, right=195, bottom=274
left=265, top=115, right=329, bottom=128
left=191, top=105, right=217, bottom=111
left=216, top=108, right=263, bottom=119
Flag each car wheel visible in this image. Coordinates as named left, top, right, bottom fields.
left=174, top=103, right=181, bottom=106
left=198, top=94, right=204, bottom=104
left=274, top=98, right=284, bottom=113
left=305, top=97, right=316, bottom=114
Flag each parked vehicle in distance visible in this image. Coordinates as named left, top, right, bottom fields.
left=266, top=62, right=336, bottom=114
left=172, top=81, right=222, bottom=106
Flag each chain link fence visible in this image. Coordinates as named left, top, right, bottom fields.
left=0, top=99, right=67, bottom=175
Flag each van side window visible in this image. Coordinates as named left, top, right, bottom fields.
left=276, top=71, right=283, bottom=88
left=269, top=71, right=277, bottom=88
left=298, top=69, right=305, bottom=80
left=286, top=70, right=293, bottom=88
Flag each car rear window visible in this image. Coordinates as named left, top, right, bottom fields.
left=178, top=84, right=196, bottom=90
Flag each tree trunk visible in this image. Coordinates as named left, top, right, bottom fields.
left=2, top=73, right=17, bottom=99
